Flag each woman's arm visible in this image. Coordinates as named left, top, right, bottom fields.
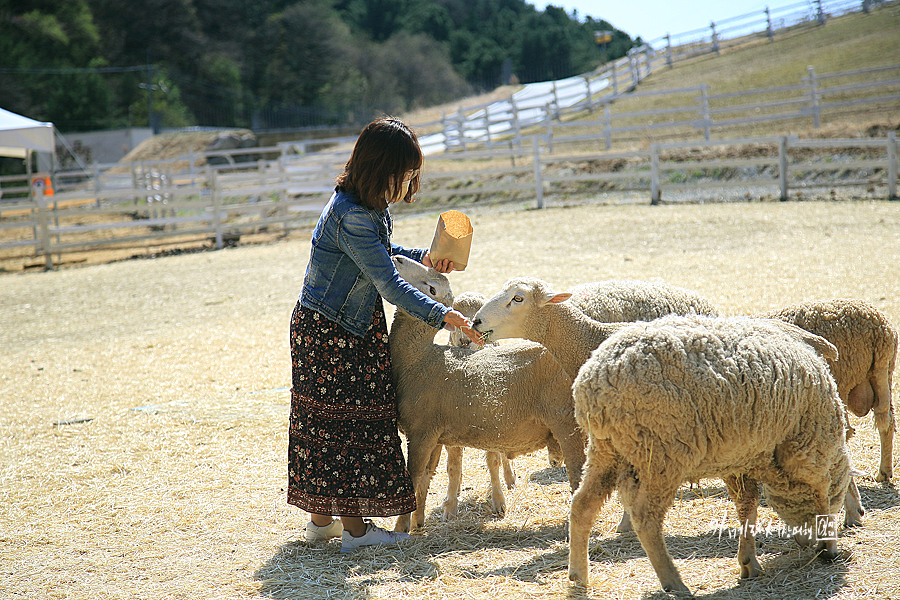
left=339, top=212, right=448, bottom=329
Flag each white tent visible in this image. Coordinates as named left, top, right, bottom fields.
left=0, top=107, right=55, bottom=159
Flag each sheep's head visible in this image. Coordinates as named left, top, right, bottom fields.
left=391, top=255, right=454, bottom=305
left=762, top=445, right=849, bottom=559
left=449, top=291, right=487, bottom=348
left=471, top=277, right=571, bottom=343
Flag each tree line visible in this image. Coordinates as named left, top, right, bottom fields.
left=0, top=0, right=634, bottom=133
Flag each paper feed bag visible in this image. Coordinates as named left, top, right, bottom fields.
left=429, top=210, right=473, bottom=271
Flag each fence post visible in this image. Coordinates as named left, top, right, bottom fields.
left=279, top=154, right=291, bottom=235
left=544, top=105, right=553, bottom=154
left=711, top=22, right=719, bottom=54
left=611, top=63, right=619, bottom=95
left=643, top=46, right=652, bottom=78
left=665, top=34, right=673, bottom=67
left=650, top=144, right=660, bottom=205
left=457, top=107, right=467, bottom=152
left=806, top=66, right=820, bottom=128
left=604, top=104, right=612, bottom=150
left=816, top=0, right=826, bottom=25
left=532, top=137, right=544, bottom=209
left=484, top=103, right=492, bottom=148
left=765, top=7, right=774, bottom=40
left=583, top=75, right=592, bottom=111
left=510, top=94, right=522, bottom=148
left=700, top=85, right=711, bottom=141
left=863, top=0, right=871, bottom=13
left=210, top=168, right=223, bottom=249
left=628, top=50, right=638, bottom=89
left=888, top=131, right=897, bottom=200
left=778, top=136, right=789, bottom=201
left=34, top=188, right=53, bottom=269
left=551, top=81, right=559, bottom=118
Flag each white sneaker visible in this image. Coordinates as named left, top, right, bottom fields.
left=340, top=520, right=411, bottom=553
left=305, top=518, right=343, bottom=542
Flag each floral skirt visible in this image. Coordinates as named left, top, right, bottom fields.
left=287, top=301, right=417, bottom=517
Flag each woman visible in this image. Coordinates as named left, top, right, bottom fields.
left=288, top=116, right=480, bottom=552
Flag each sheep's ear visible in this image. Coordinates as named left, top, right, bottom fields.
left=544, top=292, right=572, bottom=304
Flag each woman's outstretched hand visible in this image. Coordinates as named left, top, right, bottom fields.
left=443, top=309, right=483, bottom=345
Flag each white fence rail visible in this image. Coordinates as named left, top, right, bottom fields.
left=4, top=132, right=897, bottom=268
left=458, top=61, right=900, bottom=153
left=428, top=0, right=893, bottom=151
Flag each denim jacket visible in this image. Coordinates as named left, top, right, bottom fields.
left=300, top=190, right=450, bottom=336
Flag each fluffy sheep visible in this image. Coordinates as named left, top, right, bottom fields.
left=447, top=291, right=565, bottom=491
left=471, top=277, right=624, bottom=380
left=567, top=315, right=851, bottom=595
left=762, top=298, right=897, bottom=483
left=389, top=257, right=586, bottom=533
left=445, top=291, right=516, bottom=519
left=565, top=279, right=719, bottom=322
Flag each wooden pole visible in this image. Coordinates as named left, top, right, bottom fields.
left=532, top=137, right=544, bottom=209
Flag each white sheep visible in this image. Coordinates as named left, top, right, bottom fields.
left=389, top=257, right=586, bottom=533
left=566, top=279, right=719, bottom=322
left=442, top=291, right=565, bottom=518
left=469, top=278, right=862, bottom=536
left=445, top=291, right=516, bottom=519
left=568, top=315, right=851, bottom=595
left=762, top=298, right=897, bottom=483
left=471, top=277, right=623, bottom=381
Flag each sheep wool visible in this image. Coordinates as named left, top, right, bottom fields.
left=568, top=315, right=851, bottom=596
left=566, top=279, right=719, bottom=322
left=763, top=298, right=897, bottom=484
left=388, top=257, right=586, bottom=534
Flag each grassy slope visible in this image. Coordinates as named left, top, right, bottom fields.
left=409, top=3, right=900, bottom=147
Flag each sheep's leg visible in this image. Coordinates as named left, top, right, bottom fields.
left=567, top=450, right=618, bottom=587
left=548, top=422, right=586, bottom=492
left=547, top=435, right=564, bottom=467
left=442, top=446, right=463, bottom=520
left=620, top=469, right=689, bottom=595
left=843, top=475, right=864, bottom=527
left=872, top=370, right=895, bottom=482
left=724, top=474, right=762, bottom=579
left=615, top=510, right=633, bottom=533
left=485, top=451, right=507, bottom=516
left=502, top=455, right=516, bottom=489
left=395, top=435, right=441, bottom=533
left=793, top=486, right=841, bottom=561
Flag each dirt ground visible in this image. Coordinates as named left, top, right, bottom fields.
left=2, top=199, right=899, bottom=599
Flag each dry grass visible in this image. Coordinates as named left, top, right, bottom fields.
left=533, top=5, right=900, bottom=152
left=2, top=198, right=899, bottom=599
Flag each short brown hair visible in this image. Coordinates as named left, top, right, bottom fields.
left=335, top=117, right=423, bottom=211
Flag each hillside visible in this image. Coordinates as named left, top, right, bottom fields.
left=549, top=3, right=900, bottom=144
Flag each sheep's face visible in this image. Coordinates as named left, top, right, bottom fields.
left=391, top=255, right=453, bottom=305
left=471, top=278, right=571, bottom=343
left=763, top=451, right=849, bottom=549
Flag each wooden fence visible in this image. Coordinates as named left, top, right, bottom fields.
left=3, top=131, right=897, bottom=268
left=453, top=61, right=900, bottom=153
left=428, top=0, right=894, bottom=149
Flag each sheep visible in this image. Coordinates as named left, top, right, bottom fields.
left=470, top=277, right=623, bottom=381
left=442, top=291, right=565, bottom=518
left=450, top=291, right=564, bottom=468
left=565, top=279, right=719, bottom=322
left=762, top=298, right=897, bottom=483
left=469, top=278, right=861, bottom=536
left=567, top=315, right=851, bottom=595
left=444, top=291, right=516, bottom=519
left=389, top=257, right=586, bottom=533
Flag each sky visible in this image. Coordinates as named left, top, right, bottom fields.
left=529, top=0, right=775, bottom=44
